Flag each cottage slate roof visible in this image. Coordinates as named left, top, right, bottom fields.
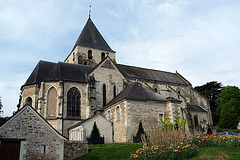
left=105, top=82, right=167, bottom=107
left=116, top=64, right=188, bottom=85
left=23, top=60, right=56, bottom=86
left=44, top=62, right=94, bottom=83
left=187, top=104, right=207, bottom=112
left=72, top=18, right=115, bottom=52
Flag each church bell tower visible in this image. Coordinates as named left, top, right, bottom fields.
left=65, top=17, right=116, bottom=66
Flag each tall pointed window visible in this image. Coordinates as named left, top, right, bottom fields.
left=103, top=84, right=106, bottom=106
left=88, top=50, right=93, bottom=60
left=194, top=115, right=199, bottom=126
left=113, top=85, right=116, bottom=98
left=47, top=87, right=57, bottom=117
left=108, top=110, right=111, bottom=121
left=101, top=52, right=105, bottom=61
left=67, top=87, right=81, bottom=117
left=116, top=106, right=120, bottom=121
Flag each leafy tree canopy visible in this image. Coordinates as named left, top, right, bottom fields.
left=194, top=81, right=222, bottom=125
left=216, top=86, right=240, bottom=129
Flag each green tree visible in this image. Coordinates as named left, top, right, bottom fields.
left=136, top=121, right=145, bottom=137
left=90, top=122, right=101, bottom=138
left=216, top=86, right=240, bottom=129
left=194, top=81, right=222, bottom=125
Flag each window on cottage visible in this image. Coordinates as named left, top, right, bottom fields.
left=103, top=84, right=106, bottom=106
left=194, top=115, right=199, bottom=126
left=41, top=145, right=48, bottom=154
left=116, top=106, right=120, bottom=121
left=159, top=114, right=163, bottom=120
left=25, top=97, right=32, bottom=106
left=113, top=86, right=116, bottom=98
left=154, top=88, right=158, bottom=92
left=101, top=52, right=105, bottom=61
left=47, top=87, right=57, bottom=117
left=67, top=87, right=81, bottom=117
left=88, top=50, right=93, bottom=60
left=84, top=61, right=87, bottom=65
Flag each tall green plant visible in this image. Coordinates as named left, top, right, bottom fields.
left=90, top=122, right=101, bottom=138
left=158, top=114, right=187, bottom=130
left=136, top=121, right=145, bottom=136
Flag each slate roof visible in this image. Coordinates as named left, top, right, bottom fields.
left=166, top=97, right=182, bottom=103
left=187, top=104, right=207, bottom=112
left=23, top=60, right=56, bottom=86
left=44, top=62, right=94, bottom=83
left=72, top=18, right=115, bottom=52
left=22, top=61, right=94, bottom=87
left=105, top=82, right=167, bottom=107
left=116, top=64, right=188, bottom=86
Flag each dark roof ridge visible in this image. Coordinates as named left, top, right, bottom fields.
left=117, top=63, right=176, bottom=75
left=105, top=81, right=167, bottom=108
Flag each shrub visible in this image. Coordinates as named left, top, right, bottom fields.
left=90, top=122, right=101, bottom=138
left=136, top=121, right=145, bottom=137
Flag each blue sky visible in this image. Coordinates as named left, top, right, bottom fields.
left=1, top=0, right=240, bottom=116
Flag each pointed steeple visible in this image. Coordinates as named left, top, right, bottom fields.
left=72, top=18, right=115, bottom=53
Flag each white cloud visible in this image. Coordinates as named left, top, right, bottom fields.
left=1, top=0, right=240, bottom=116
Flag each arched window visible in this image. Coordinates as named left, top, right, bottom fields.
left=67, top=87, right=81, bottom=117
left=103, top=84, right=106, bottom=106
left=154, top=88, right=158, bottom=92
left=25, top=97, right=32, bottom=106
left=101, top=52, right=105, bottom=61
left=84, top=61, right=87, bottom=65
left=116, top=106, right=120, bottom=121
left=108, top=110, right=111, bottom=121
left=194, top=115, right=199, bottom=126
left=113, top=86, right=116, bottom=98
left=47, top=87, right=57, bottom=117
left=88, top=50, right=92, bottom=60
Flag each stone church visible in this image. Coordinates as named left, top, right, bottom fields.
left=19, top=16, right=212, bottom=142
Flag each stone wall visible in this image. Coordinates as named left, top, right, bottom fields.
left=0, top=107, right=65, bottom=160
left=64, top=141, right=88, bottom=160
left=126, top=100, right=166, bottom=141
left=65, top=46, right=116, bottom=65
left=90, top=58, right=126, bottom=109
left=103, top=101, right=127, bottom=142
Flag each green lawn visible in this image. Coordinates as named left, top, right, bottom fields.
left=76, top=143, right=240, bottom=160
left=75, top=143, right=143, bottom=160
left=189, top=147, right=240, bottom=160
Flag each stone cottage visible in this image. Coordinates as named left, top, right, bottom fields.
left=0, top=105, right=66, bottom=160
left=19, top=16, right=213, bottom=142
left=68, top=114, right=113, bottom=143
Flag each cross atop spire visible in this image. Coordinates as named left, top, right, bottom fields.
left=89, top=5, right=91, bottom=18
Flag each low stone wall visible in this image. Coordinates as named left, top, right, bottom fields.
left=64, top=141, right=88, bottom=160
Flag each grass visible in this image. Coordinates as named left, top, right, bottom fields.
left=189, top=147, right=240, bottom=160
left=75, top=143, right=143, bottom=160
left=75, top=143, right=240, bottom=160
